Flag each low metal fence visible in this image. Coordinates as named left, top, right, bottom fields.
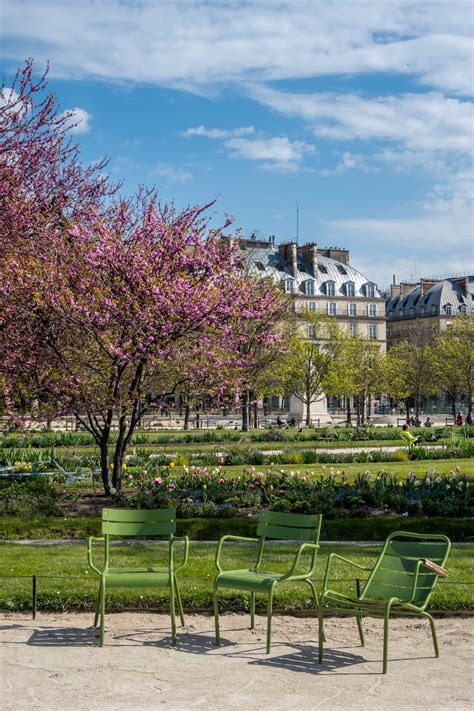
left=0, top=574, right=472, bottom=620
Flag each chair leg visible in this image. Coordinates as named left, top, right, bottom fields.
left=318, top=601, right=324, bottom=664
left=306, top=579, right=325, bottom=643
left=383, top=601, right=394, bottom=674
left=425, top=612, right=439, bottom=657
left=170, top=573, right=176, bottom=645
left=356, top=613, right=365, bottom=647
left=99, top=581, right=105, bottom=647
left=213, top=582, right=220, bottom=645
left=250, top=592, right=255, bottom=630
left=93, top=579, right=102, bottom=628
left=266, top=587, right=274, bottom=654
left=174, top=575, right=185, bottom=627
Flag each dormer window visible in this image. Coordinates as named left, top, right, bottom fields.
left=345, top=281, right=355, bottom=297
left=365, top=283, right=375, bottom=298
left=337, top=264, right=347, bottom=275
left=255, top=261, right=265, bottom=271
left=305, top=280, right=315, bottom=296
left=459, top=305, right=467, bottom=314
left=285, top=279, right=294, bottom=294
left=325, top=280, right=335, bottom=296
left=445, top=304, right=452, bottom=315
left=319, top=264, right=328, bottom=274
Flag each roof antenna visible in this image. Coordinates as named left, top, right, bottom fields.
left=296, top=202, right=299, bottom=243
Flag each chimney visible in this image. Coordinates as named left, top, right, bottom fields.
left=298, top=242, right=318, bottom=276
left=278, top=241, right=298, bottom=276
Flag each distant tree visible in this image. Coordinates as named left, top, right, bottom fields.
left=326, top=334, right=383, bottom=425
left=384, top=328, right=438, bottom=420
left=434, top=316, right=474, bottom=417
left=280, top=313, right=342, bottom=426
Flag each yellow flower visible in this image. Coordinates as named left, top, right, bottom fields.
left=122, top=463, right=127, bottom=470
left=170, top=462, right=175, bottom=468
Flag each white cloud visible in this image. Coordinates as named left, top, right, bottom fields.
left=224, top=136, right=315, bottom=172
left=250, top=87, right=473, bottom=154
left=151, top=161, right=193, bottom=183
left=184, top=125, right=255, bottom=139
left=61, top=107, right=92, bottom=134
left=1, top=1, right=472, bottom=95
left=226, top=137, right=314, bottom=162
left=320, top=152, right=374, bottom=176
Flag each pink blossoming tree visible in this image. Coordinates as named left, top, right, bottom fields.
left=1, top=61, right=288, bottom=493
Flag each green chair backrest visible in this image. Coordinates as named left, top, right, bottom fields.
left=256, top=511, right=322, bottom=542
left=362, top=531, right=451, bottom=607
left=101, top=508, right=176, bottom=537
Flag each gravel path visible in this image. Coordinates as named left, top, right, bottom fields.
left=1, top=612, right=472, bottom=710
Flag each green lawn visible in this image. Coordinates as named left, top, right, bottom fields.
left=0, top=542, right=471, bottom=613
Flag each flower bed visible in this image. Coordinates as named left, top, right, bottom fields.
left=119, top=465, right=472, bottom=519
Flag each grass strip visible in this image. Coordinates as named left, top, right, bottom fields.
left=1, top=515, right=473, bottom=542
left=0, top=542, right=471, bottom=613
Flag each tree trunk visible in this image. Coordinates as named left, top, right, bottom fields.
left=183, top=403, right=190, bottom=430
left=99, top=439, right=112, bottom=495
left=111, top=415, right=128, bottom=492
left=405, top=399, right=411, bottom=424
left=346, top=397, right=352, bottom=426
left=253, top=400, right=258, bottom=429
left=241, top=390, right=249, bottom=431
left=305, top=399, right=311, bottom=427
left=452, top=395, right=456, bottom=419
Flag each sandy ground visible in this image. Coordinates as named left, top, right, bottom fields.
left=1, top=613, right=472, bottom=710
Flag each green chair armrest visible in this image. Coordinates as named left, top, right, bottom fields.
left=215, top=535, right=259, bottom=573
left=279, top=542, right=320, bottom=581
left=172, top=535, right=190, bottom=573
left=322, top=553, right=372, bottom=593
left=87, top=536, right=107, bottom=575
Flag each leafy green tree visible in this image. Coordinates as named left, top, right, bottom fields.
left=280, top=313, right=342, bottom=426
left=385, top=334, right=438, bottom=420
left=434, top=316, right=474, bottom=417
left=326, top=334, right=383, bottom=425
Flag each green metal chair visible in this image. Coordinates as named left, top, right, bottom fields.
left=213, top=510, right=322, bottom=653
left=87, top=507, right=189, bottom=646
left=318, top=531, right=451, bottom=673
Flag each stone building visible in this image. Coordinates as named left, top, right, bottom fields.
left=240, top=237, right=387, bottom=421
left=385, top=275, right=473, bottom=345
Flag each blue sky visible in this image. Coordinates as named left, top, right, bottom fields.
left=1, top=0, right=473, bottom=288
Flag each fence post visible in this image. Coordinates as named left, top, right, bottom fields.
left=32, top=574, right=37, bottom=620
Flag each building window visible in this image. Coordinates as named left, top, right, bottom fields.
left=326, top=281, right=335, bottom=296
left=346, top=282, right=355, bottom=297
left=328, top=302, right=337, bottom=316
left=368, top=303, right=377, bottom=317
left=348, top=303, right=357, bottom=316
left=308, top=324, right=316, bottom=338
left=445, top=304, right=452, bottom=315
left=305, top=280, right=315, bottom=296
left=349, top=322, right=357, bottom=336
left=459, top=305, right=467, bottom=314
left=308, top=301, right=317, bottom=312
left=369, top=324, right=377, bottom=340
left=366, top=283, right=375, bottom=298
left=285, top=279, right=294, bottom=294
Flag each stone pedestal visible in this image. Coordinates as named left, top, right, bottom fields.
left=288, top=394, right=332, bottom=425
